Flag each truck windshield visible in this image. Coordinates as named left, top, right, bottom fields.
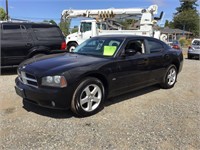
left=73, top=37, right=124, bottom=57
left=80, top=22, right=92, bottom=32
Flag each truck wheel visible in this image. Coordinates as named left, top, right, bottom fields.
left=71, top=77, right=105, bottom=117
left=160, top=65, right=177, bottom=89
left=67, top=42, right=78, bottom=52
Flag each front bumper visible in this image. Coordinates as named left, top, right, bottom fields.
left=15, top=77, right=73, bottom=109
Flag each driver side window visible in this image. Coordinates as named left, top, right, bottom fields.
left=125, top=40, right=146, bottom=56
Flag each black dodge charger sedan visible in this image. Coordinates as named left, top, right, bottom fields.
left=15, top=35, right=183, bottom=116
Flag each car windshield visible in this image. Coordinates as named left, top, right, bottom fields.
left=192, top=40, right=200, bottom=46
left=73, top=37, right=124, bottom=57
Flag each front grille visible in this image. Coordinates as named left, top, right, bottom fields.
left=19, top=71, right=38, bottom=88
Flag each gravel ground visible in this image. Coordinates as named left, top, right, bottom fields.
left=0, top=58, right=200, bottom=150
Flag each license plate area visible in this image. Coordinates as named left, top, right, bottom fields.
left=15, top=86, right=25, bottom=98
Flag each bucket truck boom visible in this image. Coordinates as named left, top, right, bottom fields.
left=61, top=5, right=165, bottom=51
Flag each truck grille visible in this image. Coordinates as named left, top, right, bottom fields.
left=18, top=71, right=38, bottom=88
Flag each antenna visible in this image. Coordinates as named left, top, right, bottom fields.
left=6, top=0, right=9, bottom=20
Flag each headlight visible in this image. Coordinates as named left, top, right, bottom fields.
left=41, top=75, right=67, bottom=88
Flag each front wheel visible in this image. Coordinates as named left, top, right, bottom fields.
left=67, top=42, right=78, bottom=52
left=160, top=65, right=177, bottom=89
left=71, top=77, right=105, bottom=117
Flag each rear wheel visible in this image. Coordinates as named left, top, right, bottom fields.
left=71, top=77, right=105, bottom=117
left=160, top=65, right=177, bottom=89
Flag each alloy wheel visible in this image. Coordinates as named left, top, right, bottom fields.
left=80, top=84, right=102, bottom=112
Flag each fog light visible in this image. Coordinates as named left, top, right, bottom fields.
left=51, top=101, right=55, bottom=107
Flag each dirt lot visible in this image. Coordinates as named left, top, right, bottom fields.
left=0, top=58, right=200, bottom=150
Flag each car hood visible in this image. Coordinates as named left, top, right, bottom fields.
left=20, top=53, right=108, bottom=76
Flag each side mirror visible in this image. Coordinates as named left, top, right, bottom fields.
left=125, top=49, right=137, bottom=56
left=80, top=27, right=84, bottom=33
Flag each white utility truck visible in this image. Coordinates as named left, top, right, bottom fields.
left=61, top=5, right=167, bottom=51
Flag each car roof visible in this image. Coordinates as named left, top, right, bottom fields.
left=0, top=21, right=58, bottom=27
left=94, top=34, right=163, bottom=42
left=192, top=38, right=200, bottom=42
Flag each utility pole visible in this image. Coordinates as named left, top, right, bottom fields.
left=6, top=0, right=9, bottom=20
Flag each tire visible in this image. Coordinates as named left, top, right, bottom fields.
left=160, top=65, right=177, bottom=89
left=71, top=77, right=105, bottom=117
left=188, top=54, right=191, bottom=59
left=67, top=42, right=78, bottom=52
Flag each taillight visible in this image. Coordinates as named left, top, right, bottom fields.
left=172, top=45, right=180, bottom=50
left=60, top=42, right=66, bottom=50
left=188, top=46, right=191, bottom=49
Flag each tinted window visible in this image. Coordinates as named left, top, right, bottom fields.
left=148, top=40, right=164, bottom=53
left=2, top=25, right=25, bottom=40
left=125, top=40, right=145, bottom=54
left=192, top=40, right=200, bottom=46
left=32, top=25, right=62, bottom=40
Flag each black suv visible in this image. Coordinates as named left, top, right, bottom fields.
left=1, top=21, right=66, bottom=68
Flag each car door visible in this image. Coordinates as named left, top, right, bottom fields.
left=109, top=38, right=152, bottom=95
left=1, top=24, right=33, bottom=66
left=145, top=39, right=167, bottom=82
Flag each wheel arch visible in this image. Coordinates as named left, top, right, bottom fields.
left=82, top=73, right=109, bottom=97
left=27, top=46, right=50, bottom=58
left=171, top=59, right=180, bottom=73
left=67, top=41, right=78, bottom=45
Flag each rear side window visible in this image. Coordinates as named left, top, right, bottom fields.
left=2, top=25, right=26, bottom=40
left=32, top=25, right=62, bottom=41
left=148, top=40, right=164, bottom=53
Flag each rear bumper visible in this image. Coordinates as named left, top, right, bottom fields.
left=15, top=77, right=73, bottom=109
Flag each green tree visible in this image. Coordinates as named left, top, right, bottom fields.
left=0, top=7, right=7, bottom=20
left=71, top=28, right=78, bottom=33
left=43, top=20, right=49, bottom=23
left=173, top=0, right=199, bottom=36
left=164, top=20, right=174, bottom=28
left=176, top=0, right=198, bottom=14
left=43, top=20, right=57, bottom=25
left=49, top=20, right=57, bottom=25
left=59, top=19, right=70, bottom=37
left=164, top=20, right=169, bottom=27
